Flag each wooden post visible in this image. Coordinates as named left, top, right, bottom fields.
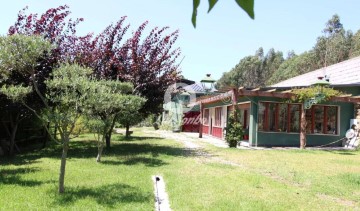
left=300, top=104, right=307, bottom=149
left=199, top=102, right=203, bottom=138
left=232, top=88, right=238, bottom=112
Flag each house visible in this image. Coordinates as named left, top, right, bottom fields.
left=195, top=56, right=360, bottom=147
left=162, top=78, right=212, bottom=132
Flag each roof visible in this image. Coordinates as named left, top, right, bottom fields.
left=271, top=56, right=360, bottom=87
left=184, top=83, right=218, bottom=93
left=178, top=78, right=195, bottom=85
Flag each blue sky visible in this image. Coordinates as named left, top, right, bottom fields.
left=1, top=1, right=359, bottom=83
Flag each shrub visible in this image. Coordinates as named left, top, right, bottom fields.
left=225, top=109, right=244, bottom=148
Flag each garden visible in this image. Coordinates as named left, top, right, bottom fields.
left=1, top=5, right=359, bottom=211
left=1, top=128, right=359, bottom=210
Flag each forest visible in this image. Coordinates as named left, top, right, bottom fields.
left=216, top=14, right=360, bottom=89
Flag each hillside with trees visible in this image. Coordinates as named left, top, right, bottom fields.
left=216, top=14, right=360, bottom=89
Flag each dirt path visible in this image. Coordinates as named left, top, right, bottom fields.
left=142, top=129, right=246, bottom=167
left=141, top=129, right=311, bottom=188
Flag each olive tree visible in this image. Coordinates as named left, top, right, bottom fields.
left=0, top=35, right=54, bottom=155
left=2, top=63, right=93, bottom=193
left=84, top=80, right=146, bottom=162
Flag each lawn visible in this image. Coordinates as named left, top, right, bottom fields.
left=1, top=128, right=359, bottom=210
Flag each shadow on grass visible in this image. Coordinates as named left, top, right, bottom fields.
left=52, top=183, right=152, bottom=208
left=273, top=148, right=359, bottom=156
left=0, top=167, right=47, bottom=187
left=330, top=151, right=358, bottom=155
left=320, top=149, right=359, bottom=156
left=113, top=135, right=164, bottom=142
left=0, top=134, right=196, bottom=167
left=102, top=157, right=168, bottom=167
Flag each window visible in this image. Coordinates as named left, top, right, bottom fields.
left=239, top=109, right=250, bottom=129
left=326, top=106, right=338, bottom=134
left=278, top=104, right=288, bottom=132
left=258, top=103, right=266, bottom=131
left=227, top=105, right=250, bottom=129
left=314, top=106, right=324, bottom=134
left=268, top=103, right=277, bottom=131
left=258, top=102, right=300, bottom=133
left=214, top=107, right=222, bottom=127
left=259, top=102, right=338, bottom=135
left=306, top=105, right=338, bottom=135
left=289, top=104, right=300, bottom=133
left=203, top=109, right=209, bottom=125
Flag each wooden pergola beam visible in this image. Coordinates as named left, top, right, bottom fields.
left=200, top=90, right=233, bottom=104
left=238, top=89, right=293, bottom=98
left=331, top=96, right=360, bottom=103
left=197, top=88, right=360, bottom=105
left=265, top=89, right=277, bottom=93
left=339, top=94, right=353, bottom=97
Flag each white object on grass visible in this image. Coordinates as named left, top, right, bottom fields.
left=153, top=175, right=171, bottom=211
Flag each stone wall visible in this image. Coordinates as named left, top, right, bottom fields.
left=355, top=104, right=360, bottom=125
left=354, top=103, right=360, bottom=148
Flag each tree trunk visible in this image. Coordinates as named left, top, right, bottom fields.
left=42, top=122, right=50, bottom=149
left=9, top=123, right=18, bottom=156
left=9, top=113, right=20, bottom=156
left=125, top=124, right=130, bottom=138
left=96, top=144, right=104, bottom=162
left=300, top=105, right=307, bottom=149
left=105, top=117, right=116, bottom=149
left=105, top=134, right=111, bottom=149
left=59, top=140, right=69, bottom=193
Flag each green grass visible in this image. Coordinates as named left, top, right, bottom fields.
left=1, top=128, right=359, bottom=210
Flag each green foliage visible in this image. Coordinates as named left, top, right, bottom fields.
left=314, top=34, right=352, bottom=68
left=350, top=30, right=360, bottom=58
left=267, top=51, right=318, bottom=85
left=0, top=34, right=53, bottom=81
left=84, top=80, right=135, bottom=115
left=43, top=64, right=94, bottom=139
left=0, top=85, right=32, bottom=102
left=46, top=63, right=92, bottom=105
left=139, top=114, right=160, bottom=129
left=218, top=14, right=360, bottom=87
left=192, top=0, right=254, bottom=28
left=291, top=86, right=342, bottom=103
left=73, top=116, right=88, bottom=135
left=216, top=48, right=284, bottom=89
left=234, top=0, right=255, bottom=18
left=323, top=14, right=343, bottom=35
left=160, top=122, right=172, bottom=131
left=76, top=78, right=142, bottom=160
left=225, top=109, right=244, bottom=147
left=116, top=96, right=147, bottom=129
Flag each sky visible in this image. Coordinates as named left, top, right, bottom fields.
left=0, top=1, right=359, bottom=83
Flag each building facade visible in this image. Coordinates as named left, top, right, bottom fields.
left=197, top=56, right=360, bottom=147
